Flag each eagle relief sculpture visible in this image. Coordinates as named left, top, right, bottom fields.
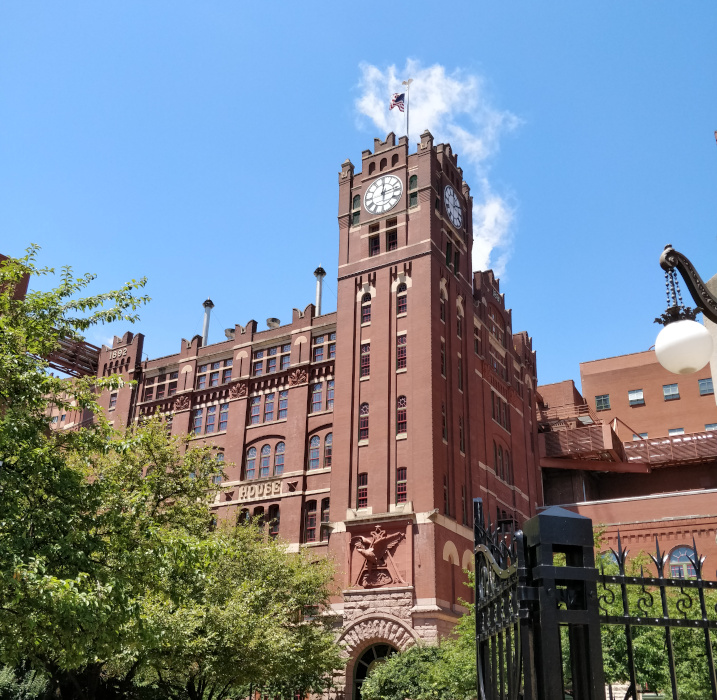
left=351, top=525, right=405, bottom=588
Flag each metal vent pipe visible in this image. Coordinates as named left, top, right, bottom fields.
left=202, top=298, right=214, bottom=346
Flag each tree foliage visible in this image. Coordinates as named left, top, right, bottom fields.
left=0, top=249, right=343, bottom=699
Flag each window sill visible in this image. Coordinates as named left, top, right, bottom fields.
left=361, top=322, right=371, bottom=328
left=397, top=312, right=407, bottom=319
left=302, top=541, right=328, bottom=548
left=596, top=407, right=611, bottom=412
left=396, top=433, right=407, bottom=441
left=360, top=376, right=370, bottom=382
left=396, top=368, right=407, bottom=374
left=306, top=466, right=332, bottom=475
left=442, top=438, right=448, bottom=445
left=309, top=408, right=333, bottom=417
left=189, top=430, right=228, bottom=441
left=358, top=439, right=369, bottom=447
left=664, top=396, right=680, bottom=401
left=629, top=402, right=645, bottom=407
left=246, top=418, right=288, bottom=430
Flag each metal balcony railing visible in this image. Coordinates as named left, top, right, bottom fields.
left=624, top=430, right=717, bottom=466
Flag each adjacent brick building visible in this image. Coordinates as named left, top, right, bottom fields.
left=537, top=350, right=717, bottom=580
left=83, top=132, right=542, bottom=699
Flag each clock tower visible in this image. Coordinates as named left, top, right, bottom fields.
left=329, top=131, right=541, bottom=699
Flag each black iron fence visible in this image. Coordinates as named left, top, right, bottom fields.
left=473, top=500, right=717, bottom=700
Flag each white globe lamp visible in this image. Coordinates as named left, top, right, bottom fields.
left=655, top=319, right=713, bottom=375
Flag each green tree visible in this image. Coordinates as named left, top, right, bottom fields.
left=0, top=249, right=343, bottom=699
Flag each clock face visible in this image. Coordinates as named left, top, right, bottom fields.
left=364, top=175, right=403, bottom=215
left=444, top=185, right=463, bottom=229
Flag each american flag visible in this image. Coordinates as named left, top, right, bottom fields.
left=390, top=93, right=405, bottom=112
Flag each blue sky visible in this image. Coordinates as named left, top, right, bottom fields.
left=1, top=2, right=716, bottom=390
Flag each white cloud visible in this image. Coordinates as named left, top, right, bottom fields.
left=355, top=60, right=520, bottom=277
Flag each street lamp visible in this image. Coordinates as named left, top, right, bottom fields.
left=655, top=245, right=717, bottom=374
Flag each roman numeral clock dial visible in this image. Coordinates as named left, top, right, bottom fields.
left=364, top=175, right=403, bottom=215
left=444, top=185, right=463, bottom=229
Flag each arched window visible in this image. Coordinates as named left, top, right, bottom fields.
left=397, top=282, right=407, bottom=315
left=274, top=441, right=285, bottom=476
left=268, top=504, right=280, bottom=538
left=260, top=444, right=271, bottom=478
left=408, top=175, right=418, bottom=207
left=396, top=467, right=407, bottom=503
left=368, top=161, right=376, bottom=175
left=238, top=508, right=250, bottom=525
left=308, top=435, right=321, bottom=469
left=305, top=500, right=317, bottom=542
left=397, top=395, right=407, bottom=434
left=352, top=195, right=361, bottom=226
left=359, top=403, right=369, bottom=441
left=391, top=153, right=399, bottom=167
left=246, top=447, right=257, bottom=480
left=320, top=498, right=330, bottom=541
left=361, top=293, right=372, bottom=323
left=324, top=433, right=332, bottom=467
left=380, top=157, right=387, bottom=171
left=670, top=546, right=696, bottom=578
left=253, top=506, right=265, bottom=528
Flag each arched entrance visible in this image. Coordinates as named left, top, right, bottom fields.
left=353, top=643, right=397, bottom=700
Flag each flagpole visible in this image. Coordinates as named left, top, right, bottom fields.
left=402, top=78, right=413, bottom=142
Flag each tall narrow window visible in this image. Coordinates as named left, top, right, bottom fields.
left=474, top=326, right=481, bottom=355
left=311, top=383, right=323, bottom=413
left=505, top=450, right=512, bottom=484
left=457, top=357, right=463, bottom=391
left=397, top=395, right=407, bottom=435
left=442, top=403, right=447, bottom=440
left=326, top=380, right=335, bottom=410
left=280, top=350, right=290, bottom=371
left=440, top=294, right=446, bottom=322
left=359, top=403, right=369, bottom=441
left=443, top=474, right=450, bottom=516
left=456, top=314, right=463, bottom=339
left=396, top=467, right=407, bottom=504
left=498, top=446, right=504, bottom=481
left=352, top=195, right=360, bottom=226
left=193, top=408, right=203, bottom=435
left=461, top=486, right=468, bottom=526
left=360, top=343, right=370, bottom=378
left=408, top=175, right=418, bottom=207
left=268, top=504, right=280, bottom=538
left=454, top=251, right=460, bottom=275
left=313, top=343, right=324, bottom=363
left=440, top=342, right=446, bottom=376
left=246, top=447, right=257, bottom=480
left=278, top=390, right=288, bottom=419
left=205, top=406, right=216, bottom=433
left=397, top=282, right=407, bottom=315
left=459, top=416, right=464, bottom=452
left=267, top=356, right=277, bottom=373
left=446, top=241, right=453, bottom=269
left=250, top=397, right=261, bottom=424
left=264, top=393, right=275, bottom=422
left=386, top=218, right=398, bottom=251
left=209, top=371, right=219, bottom=387
left=324, top=433, right=332, bottom=467
left=369, top=235, right=380, bottom=257
left=361, top=293, right=372, bottom=323
left=222, top=359, right=232, bottom=383
left=109, top=392, right=117, bottom=409
left=320, top=498, right=330, bottom=542
left=357, top=473, right=368, bottom=508
left=274, top=442, right=285, bottom=476
left=397, top=335, right=407, bottom=369
left=260, top=445, right=271, bottom=478
left=305, top=500, right=317, bottom=543
left=308, top=436, right=321, bottom=469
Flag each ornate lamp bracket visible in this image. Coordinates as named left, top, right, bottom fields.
left=657, top=245, right=717, bottom=325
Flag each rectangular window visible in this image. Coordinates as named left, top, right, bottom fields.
left=253, top=361, right=263, bottom=376
left=386, top=230, right=398, bottom=251
left=474, top=326, right=481, bottom=355
left=264, top=393, right=275, bottom=422
left=219, top=404, right=228, bottom=431
left=156, top=384, right=165, bottom=400
left=396, top=467, right=407, bottom=504
left=313, top=346, right=324, bottom=363
left=198, top=364, right=208, bottom=374
left=305, top=502, right=317, bottom=543
left=211, top=362, right=220, bottom=370
left=360, top=343, right=370, bottom=378
left=197, top=375, right=206, bottom=390
left=705, top=423, right=717, bottom=431
left=369, top=235, right=380, bottom=257
left=278, top=390, right=288, bottom=419
left=443, top=475, right=450, bottom=516
left=628, top=389, right=644, bottom=406
left=457, top=315, right=463, bottom=338
left=109, top=393, right=117, bottom=409
left=446, top=241, right=453, bottom=269
left=267, top=357, right=277, bottom=373
left=168, top=381, right=177, bottom=396
left=205, top=406, right=216, bottom=433
left=329, top=343, right=336, bottom=359
left=209, top=371, right=219, bottom=387
left=193, top=408, right=203, bottom=435
left=320, top=499, right=330, bottom=542
left=222, top=368, right=232, bottom=383
left=595, top=394, right=610, bottom=411
left=396, top=335, right=407, bottom=369
left=442, top=404, right=447, bottom=440
left=409, top=190, right=417, bottom=207
left=668, top=428, right=685, bottom=436
left=359, top=410, right=369, bottom=441
left=311, top=383, right=323, bottom=413
left=361, top=303, right=371, bottom=324
left=314, top=335, right=325, bottom=345
left=224, top=358, right=233, bottom=367
left=454, top=251, right=460, bottom=275
left=459, top=416, right=465, bottom=452
left=397, top=293, right=407, bottom=315
left=663, top=383, right=680, bottom=401
left=280, top=354, right=290, bottom=370
left=357, top=473, right=368, bottom=508
left=440, top=342, right=446, bottom=376
left=457, top=357, right=463, bottom=391
left=250, top=397, right=261, bottom=425
left=397, top=402, right=407, bottom=435
left=699, top=378, right=714, bottom=396
left=326, top=380, right=334, bottom=410
left=282, top=343, right=291, bottom=353
left=170, top=371, right=178, bottom=380
left=268, top=346, right=277, bottom=356
left=144, top=387, right=154, bottom=401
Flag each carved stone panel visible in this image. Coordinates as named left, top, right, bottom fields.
left=174, top=395, right=191, bottom=411
left=229, top=382, right=247, bottom=399
left=350, top=525, right=406, bottom=589
left=288, top=369, right=308, bottom=386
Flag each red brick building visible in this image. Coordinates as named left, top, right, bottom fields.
left=537, top=350, right=717, bottom=581
left=87, top=132, right=542, bottom=698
